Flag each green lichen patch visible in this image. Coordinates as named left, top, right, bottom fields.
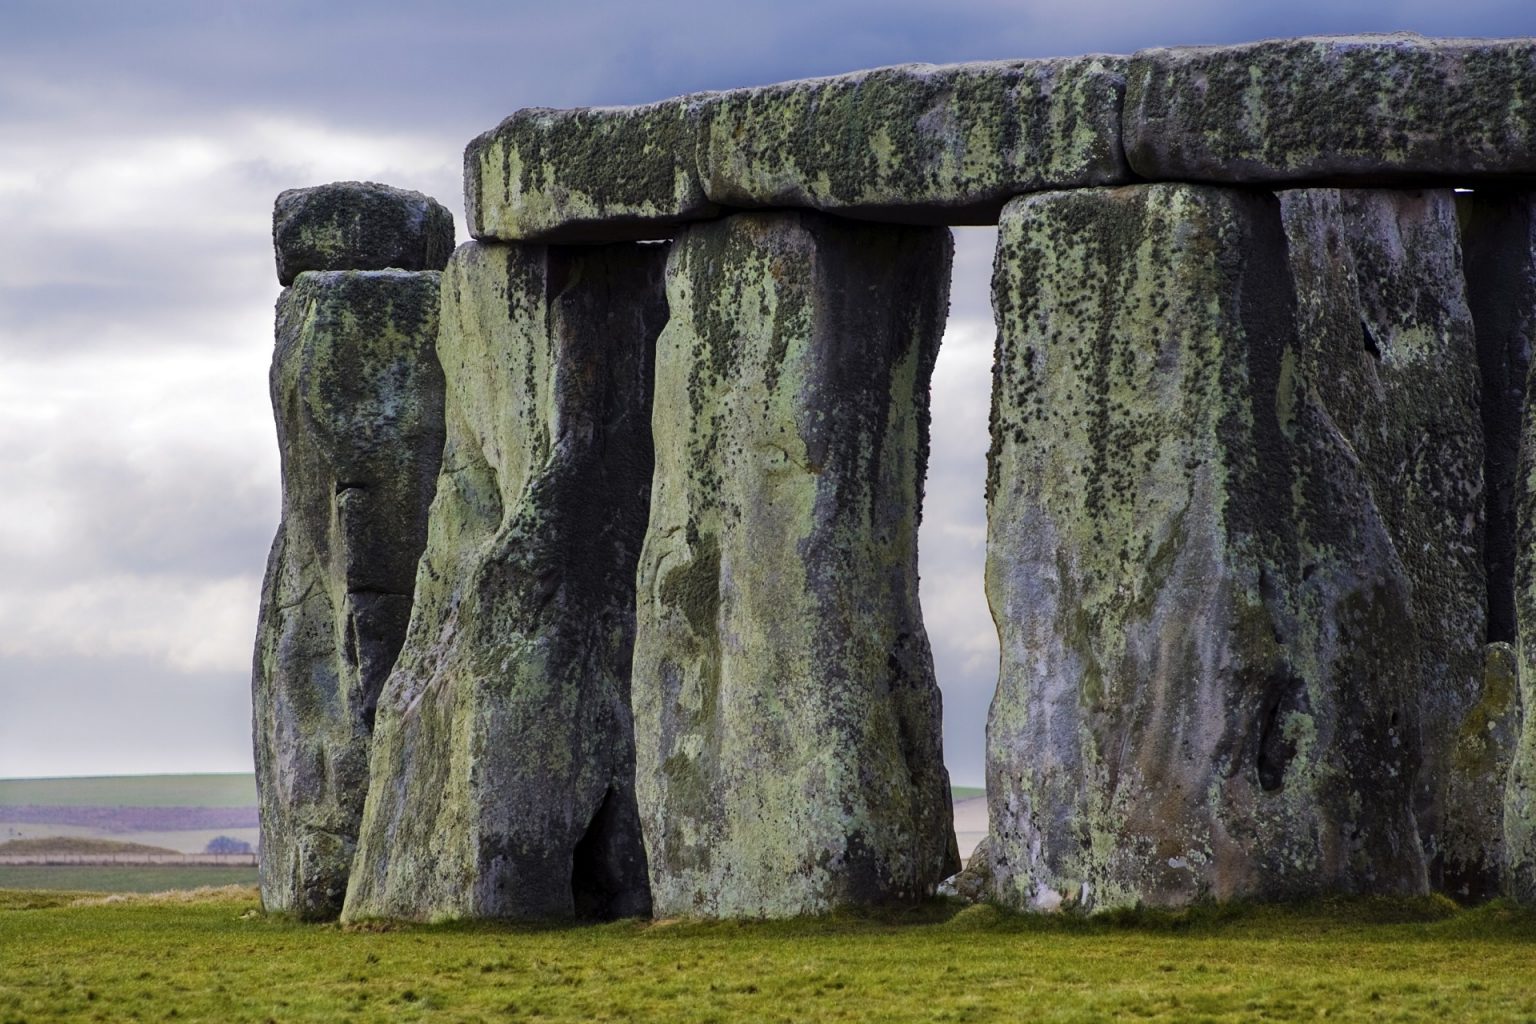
left=698, top=57, right=1129, bottom=223
left=466, top=102, right=719, bottom=242
left=273, top=182, right=455, bottom=285
left=1126, top=35, right=1536, bottom=183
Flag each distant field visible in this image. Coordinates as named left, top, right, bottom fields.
left=950, top=785, right=984, bottom=800
left=4, top=890, right=1536, bottom=1022
left=0, top=773, right=257, bottom=808
left=0, top=865, right=258, bottom=891
left=0, top=836, right=179, bottom=856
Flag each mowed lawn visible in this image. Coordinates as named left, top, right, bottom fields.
left=4, top=889, right=1536, bottom=1023
left=0, top=865, right=257, bottom=892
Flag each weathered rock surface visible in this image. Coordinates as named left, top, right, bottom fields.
left=632, top=210, right=959, bottom=918
left=1446, top=643, right=1522, bottom=899
left=1126, top=35, right=1536, bottom=185
left=1493, top=191, right=1536, bottom=904
left=253, top=270, right=446, bottom=919
left=341, top=240, right=665, bottom=923
left=698, top=58, right=1129, bottom=224
left=1462, top=191, right=1536, bottom=645
left=273, top=182, right=455, bottom=285
left=465, top=103, right=719, bottom=242
left=986, top=184, right=1427, bottom=912
left=1278, top=188, right=1486, bottom=896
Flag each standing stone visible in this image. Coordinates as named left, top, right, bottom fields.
left=253, top=270, right=446, bottom=919
left=1279, top=188, right=1486, bottom=896
left=1125, top=35, right=1536, bottom=185
left=698, top=58, right=1128, bottom=224
left=1478, top=192, right=1536, bottom=902
left=986, top=184, right=1427, bottom=912
left=633, top=211, right=959, bottom=918
left=465, top=102, right=718, bottom=242
left=274, top=182, right=455, bottom=285
left=341, top=240, right=665, bottom=923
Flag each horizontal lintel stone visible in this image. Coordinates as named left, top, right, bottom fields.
left=273, top=182, right=455, bottom=286
left=1126, top=34, right=1536, bottom=184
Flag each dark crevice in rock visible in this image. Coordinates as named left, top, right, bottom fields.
left=1360, top=319, right=1382, bottom=360
left=570, top=786, right=647, bottom=922
left=1461, top=191, right=1533, bottom=644
left=1256, top=670, right=1307, bottom=792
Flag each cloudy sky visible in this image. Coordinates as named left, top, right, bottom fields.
left=2, top=1, right=1534, bottom=786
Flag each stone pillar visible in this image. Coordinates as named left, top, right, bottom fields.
left=253, top=269, right=446, bottom=919
left=1280, top=188, right=1488, bottom=898
left=632, top=210, right=959, bottom=918
left=1468, top=192, right=1536, bottom=903
left=341, top=239, right=665, bottom=923
left=986, top=184, right=1427, bottom=912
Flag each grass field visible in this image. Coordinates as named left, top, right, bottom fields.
left=4, top=889, right=1536, bottom=1022
left=0, top=773, right=257, bottom=808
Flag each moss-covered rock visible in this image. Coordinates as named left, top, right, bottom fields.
left=273, top=182, right=455, bottom=286
left=1279, top=188, right=1488, bottom=898
left=1126, top=35, right=1536, bottom=185
left=253, top=270, right=446, bottom=920
left=986, top=184, right=1427, bottom=913
left=465, top=102, right=719, bottom=242
left=632, top=211, right=959, bottom=918
left=340, top=240, right=665, bottom=923
left=1496, top=192, right=1536, bottom=904
left=698, top=58, right=1129, bottom=224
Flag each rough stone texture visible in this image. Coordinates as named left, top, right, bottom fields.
left=1498, top=193, right=1536, bottom=904
left=253, top=270, right=446, bottom=919
left=1462, top=191, right=1536, bottom=645
left=698, top=58, right=1129, bottom=225
left=466, top=103, right=719, bottom=242
left=632, top=211, right=959, bottom=918
left=986, top=184, right=1427, bottom=913
left=1446, top=643, right=1522, bottom=900
left=1278, top=188, right=1487, bottom=898
left=273, top=182, right=455, bottom=286
left=1126, top=35, right=1536, bottom=185
left=341, top=240, right=665, bottom=923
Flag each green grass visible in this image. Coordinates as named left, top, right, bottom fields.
left=0, top=865, right=257, bottom=892
left=4, top=891, right=1536, bottom=1022
left=0, top=773, right=257, bottom=808
left=950, top=785, right=984, bottom=800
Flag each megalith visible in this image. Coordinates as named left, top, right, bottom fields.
left=341, top=239, right=665, bottom=923
left=986, top=184, right=1427, bottom=912
left=631, top=210, right=959, bottom=918
left=273, top=181, right=456, bottom=285
left=253, top=268, right=446, bottom=919
left=1279, top=188, right=1488, bottom=896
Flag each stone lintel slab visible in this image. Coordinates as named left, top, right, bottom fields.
left=464, top=101, right=719, bottom=242
left=697, top=57, right=1130, bottom=224
left=273, top=182, right=455, bottom=286
left=1126, top=34, right=1536, bottom=185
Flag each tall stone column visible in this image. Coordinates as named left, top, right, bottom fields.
left=253, top=269, right=447, bottom=919
left=632, top=210, right=959, bottom=918
left=986, top=184, right=1427, bottom=912
left=341, top=240, right=665, bottom=923
left=1468, top=192, right=1536, bottom=904
left=1280, top=188, right=1488, bottom=898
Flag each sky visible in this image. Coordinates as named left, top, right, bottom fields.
left=2, top=2, right=1535, bottom=786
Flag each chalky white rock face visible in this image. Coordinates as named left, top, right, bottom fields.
left=1126, top=35, right=1536, bottom=184
left=253, top=270, right=446, bottom=920
left=465, top=103, right=718, bottom=242
left=1279, top=188, right=1488, bottom=897
left=697, top=58, right=1129, bottom=223
left=986, top=184, right=1427, bottom=913
left=632, top=211, right=959, bottom=918
left=341, top=241, right=665, bottom=924
left=273, top=182, right=455, bottom=286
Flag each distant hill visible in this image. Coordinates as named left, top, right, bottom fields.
left=0, top=836, right=181, bottom=856
left=0, top=774, right=256, bottom=809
